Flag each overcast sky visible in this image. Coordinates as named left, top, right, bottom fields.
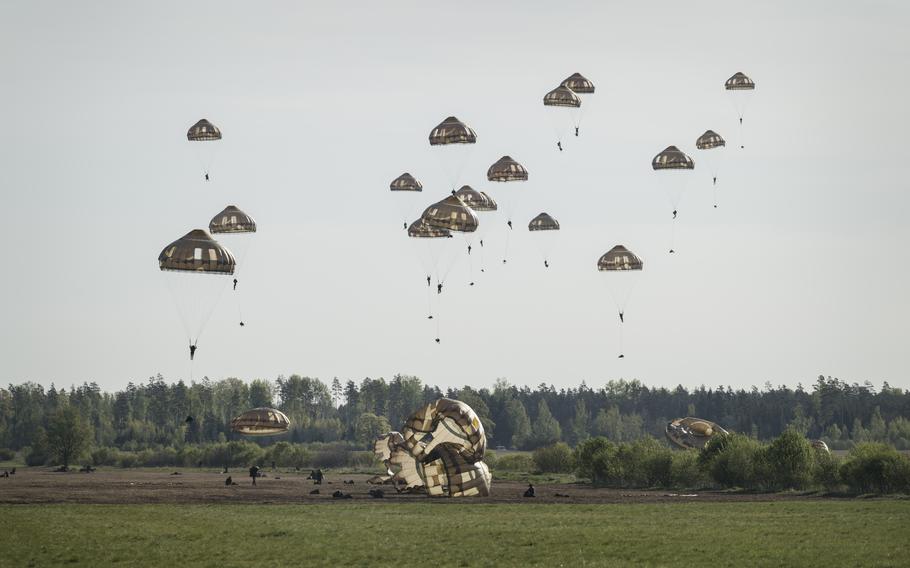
left=2, top=0, right=908, bottom=393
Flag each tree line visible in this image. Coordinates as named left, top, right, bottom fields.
left=2, top=374, right=909, bottom=455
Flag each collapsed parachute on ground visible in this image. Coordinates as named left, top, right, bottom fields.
left=666, top=417, right=729, bottom=450
left=421, top=194, right=478, bottom=233
left=390, top=172, right=423, bottom=192
left=372, top=398, right=492, bottom=497
left=187, top=119, right=222, bottom=141
left=230, top=407, right=291, bottom=436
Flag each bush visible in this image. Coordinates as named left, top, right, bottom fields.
left=574, top=437, right=617, bottom=484
left=25, top=445, right=49, bottom=467
left=840, top=443, right=910, bottom=494
left=91, top=447, right=119, bottom=466
left=702, top=433, right=764, bottom=490
left=764, top=429, right=814, bottom=490
left=613, top=438, right=673, bottom=488
left=0, top=448, right=15, bottom=461
left=495, top=453, right=534, bottom=472
left=670, top=450, right=708, bottom=488
left=812, top=451, right=842, bottom=491
left=311, top=443, right=354, bottom=468
left=533, top=443, right=574, bottom=473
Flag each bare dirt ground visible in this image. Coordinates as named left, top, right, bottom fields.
left=0, top=468, right=830, bottom=505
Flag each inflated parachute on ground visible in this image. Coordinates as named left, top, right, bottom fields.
left=230, top=407, right=291, bottom=436
left=665, top=417, right=728, bottom=450
left=421, top=194, right=478, bottom=233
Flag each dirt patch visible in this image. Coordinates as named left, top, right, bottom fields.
left=0, top=468, right=828, bottom=505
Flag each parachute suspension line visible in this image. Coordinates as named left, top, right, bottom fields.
left=618, top=319, right=625, bottom=359
left=669, top=215, right=677, bottom=254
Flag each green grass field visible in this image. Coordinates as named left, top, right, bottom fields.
left=2, top=501, right=908, bottom=567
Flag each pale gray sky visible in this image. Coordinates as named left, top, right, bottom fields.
left=2, top=0, right=908, bottom=392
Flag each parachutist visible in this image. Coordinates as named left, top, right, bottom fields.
left=204, top=172, right=210, bottom=181
left=557, top=141, right=563, bottom=152
left=669, top=249, right=675, bottom=254
left=507, top=220, right=513, bottom=230
left=712, top=176, right=717, bottom=186
left=739, top=117, right=743, bottom=125
left=524, top=483, right=535, bottom=498
left=619, top=311, right=624, bottom=323
left=233, top=278, right=238, bottom=291
left=249, top=465, right=260, bottom=486
left=435, top=338, right=440, bottom=344
left=575, top=127, right=579, bottom=137
left=189, top=343, right=197, bottom=360
left=239, top=321, right=245, bottom=327
left=479, top=239, right=484, bottom=247
left=437, top=283, right=443, bottom=295
left=467, top=245, right=472, bottom=255
left=502, top=259, right=507, bottom=264
left=403, top=222, right=407, bottom=230
left=185, top=415, right=194, bottom=423
left=469, top=281, right=474, bottom=286
left=544, top=260, right=549, bottom=268
left=618, top=354, right=625, bottom=359
left=426, top=276, right=431, bottom=287
left=427, top=315, right=433, bottom=319
left=672, top=209, right=677, bottom=220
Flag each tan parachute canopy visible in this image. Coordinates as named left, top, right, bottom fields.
left=159, top=229, right=236, bottom=274
left=455, top=185, right=496, bottom=212
left=543, top=85, right=581, bottom=108
left=598, top=245, right=643, bottom=271
left=696, top=130, right=726, bottom=150
left=186, top=119, right=222, bottom=141
left=209, top=205, right=257, bottom=234
left=407, top=218, right=452, bottom=238
left=390, top=172, right=423, bottom=192
left=230, top=407, right=291, bottom=436
left=665, top=417, right=728, bottom=450
left=428, top=116, right=477, bottom=146
left=487, top=156, right=529, bottom=182
left=479, top=191, right=498, bottom=211
left=561, top=72, right=595, bottom=93
left=811, top=439, right=831, bottom=454
left=652, top=146, right=695, bottom=170
left=725, top=71, right=755, bottom=90
left=528, top=212, right=560, bottom=231
left=421, top=194, right=478, bottom=233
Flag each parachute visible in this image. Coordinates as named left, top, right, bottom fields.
left=159, top=229, right=235, bottom=361
left=407, top=218, right=457, bottom=335
left=528, top=212, right=560, bottom=268
left=230, top=407, right=291, bottom=436
left=560, top=72, right=595, bottom=136
left=421, top=194, right=478, bottom=233
left=486, top=156, right=529, bottom=264
left=543, top=85, right=581, bottom=151
left=428, top=116, right=477, bottom=189
left=695, top=130, right=727, bottom=208
left=811, top=439, right=831, bottom=455
left=209, top=205, right=257, bottom=326
left=724, top=72, right=755, bottom=148
left=186, top=119, right=222, bottom=181
left=372, top=398, right=492, bottom=497
left=651, top=146, right=695, bottom=253
left=390, top=172, right=424, bottom=229
left=598, top=245, right=643, bottom=358
left=665, top=417, right=728, bottom=450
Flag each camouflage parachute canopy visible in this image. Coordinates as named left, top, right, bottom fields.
left=479, top=191, right=498, bottom=211
left=209, top=205, right=257, bottom=234
left=186, top=118, right=222, bottom=141
left=487, top=155, right=529, bottom=182
left=696, top=130, right=726, bottom=150
left=652, top=145, right=695, bottom=170
left=407, top=218, right=452, bottom=238
left=230, top=407, right=291, bottom=436
left=560, top=72, right=595, bottom=94
left=725, top=71, right=755, bottom=91
left=528, top=212, right=560, bottom=231
left=543, top=85, right=581, bottom=108
left=428, top=116, right=477, bottom=146
left=598, top=245, right=643, bottom=271
left=390, top=172, right=423, bottom=192
left=455, top=185, right=496, bottom=212
left=158, top=229, right=236, bottom=274
left=811, top=439, right=831, bottom=454
left=665, top=417, right=728, bottom=450
left=401, top=398, right=487, bottom=465
left=421, top=194, right=479, bottom=233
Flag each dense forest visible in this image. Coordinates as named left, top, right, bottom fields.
left=2, top=374, right=909, bottom=455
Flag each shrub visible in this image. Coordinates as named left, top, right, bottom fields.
left=495, top=453, right=534, bottom=472
left=533, top=443, right=574, bottom=473
left=763, top=429, right=814, bottom=490
left=702, top=433, right=764, bottom=489
left=670, top=450, right=707, bottom=488
left=25, top=445, right=49, bottom=467
left=574, top=437, right=617, bottom=484
left=840, top=443, right=910, bottom=494
left=0, top=448, right=15, bottom=461
left=91, top=447, right=119, bottom=466
left=812, top=451, right=842, bottom=491
left=311, top=443, right=353, bottom=468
